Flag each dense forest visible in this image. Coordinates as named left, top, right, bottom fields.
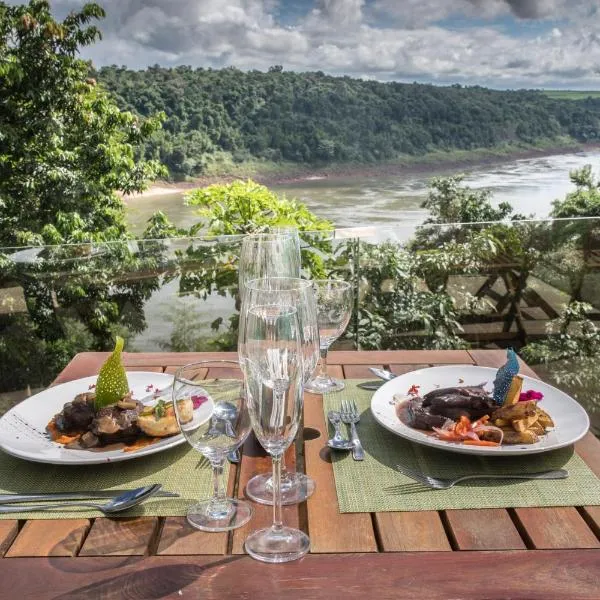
left=97, top=65, right=600, bottom=179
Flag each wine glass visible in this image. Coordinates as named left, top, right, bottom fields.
left=239, top=277, right=319, bottom=505
left=238, top=233, right=301, bottom=302
left=243, top=303, right=310, bottom=563
left=304, top=280, right=353, bottom=394
left=172, top=360, right=253, bottom=532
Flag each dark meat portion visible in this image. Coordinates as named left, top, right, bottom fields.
left=422, top=386, right=496, bottom=420
left=91, top=399, right=144, bottom=444
left=405, top=397, right=450, bottom=430
left=54, top=392, right=96, bottom=433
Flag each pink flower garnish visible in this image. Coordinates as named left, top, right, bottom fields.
left=191, top=395, right=209, bottom=409
left=519, top=390, right=544, bottom=402
left=407, top=384, right=420, bottom=396
left=145, top=384, right=154, bottom=392
left=88, top=384, right=96, bottom=390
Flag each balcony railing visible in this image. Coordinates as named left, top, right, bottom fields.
left=2, top=217, right=600, bottom=433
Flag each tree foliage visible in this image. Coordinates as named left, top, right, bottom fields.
left=97, top=64, right=600, bottom=179
left=0, top=0, right=166, bottom=246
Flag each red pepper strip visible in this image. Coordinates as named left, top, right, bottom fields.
left=463, top=439, right=500, bottom=447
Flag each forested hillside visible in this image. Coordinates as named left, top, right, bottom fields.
left=97, top=65, right=600, bottom=179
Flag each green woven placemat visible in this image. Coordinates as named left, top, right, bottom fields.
left=0, top=443, right=228, bottom=519
left=324, top=381, right=600, bottom=513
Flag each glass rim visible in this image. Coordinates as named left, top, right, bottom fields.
left=311, top=279, right=353, bottom=289
left=240, top=232, right=296, bottom=242
left=245, top=276, right=313, bottom=292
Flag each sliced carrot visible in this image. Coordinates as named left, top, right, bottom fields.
left=463, top=439, right=500, bottom=447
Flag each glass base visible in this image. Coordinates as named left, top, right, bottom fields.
left=304, top=374, right=345, bottom=394
left=246, top=471, right=315, bottom=505
left=245, top=525, right=310, bottom=563
left=186, top=498, right=253, bottom=532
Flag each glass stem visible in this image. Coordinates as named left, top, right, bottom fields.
left=319, top=344, right=329, bottom=379
left=272, top=454, right=283, bottom=531
left=208, top=457, right=228, bottom=516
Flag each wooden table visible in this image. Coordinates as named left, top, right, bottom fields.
left=1, top=350, right=599, bottom=599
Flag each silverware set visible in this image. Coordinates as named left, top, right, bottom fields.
left=0, top=484, right=178, bottom=513
left=327, top=400, right=364, bottom=461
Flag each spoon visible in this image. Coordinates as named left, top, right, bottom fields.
left=369, top=367, right=397, bottom=381
left=327, top=410, right=354, bottom=451
left=212, top=401, right=241, bottom=463
left=0, top=484, right=163, bottom=515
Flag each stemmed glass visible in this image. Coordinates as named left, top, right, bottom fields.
left=172, top=360, right=253, bottom=531
left=305, top=280, right=354, bottom=394
left=239, top=277, right=319, bottom=505
left=238, top=233, right=301, bottom=302
left=243, top=303, right=310, bottom=562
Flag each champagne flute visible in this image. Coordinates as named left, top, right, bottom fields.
left=239, top=277, right=319, bottom=505
left=305, top=280, right=353, bottom=394
left=243, top=304, right=310, bottom=563
left=238, top=233, right=301, bottom=302
left=172, top=360, right=253, bottom=531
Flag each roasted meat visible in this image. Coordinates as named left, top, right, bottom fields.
left=53, top=392, right=96, bottom=433
left=405, top=397, right=450, bottom=430
left=90, top=397, right=144, bottom=444
left=422, top=386, right=496, bottom=420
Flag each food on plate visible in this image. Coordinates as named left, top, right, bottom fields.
left=137, top=399, right=193, bottom=437
left=46, top=343, right=200, bottom=451
left=94, top=336, right=130, bottom=408
left=396, top=353, right=555, bottom=447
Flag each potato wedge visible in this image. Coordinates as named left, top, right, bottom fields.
left=529, top=422, right=546, bottom=435
left=536, top=407, right=555, bottom=428
left=512, top=415, right=539, bottom=432
left=501, top=428, right=539, bottom=445
left=503, top=376, right=523, bottom=407
left=492, top=401, right=537, bottom=421
left=494, top=418, right=509, bottom=427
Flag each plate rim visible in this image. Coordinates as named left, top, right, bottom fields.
left=370, top=364, right=590, bottom=456
left=0, top=371, right=190, bottom=465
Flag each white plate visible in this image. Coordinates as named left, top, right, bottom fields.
left=0, top=372, right=213, bottom=465
left=370, top=365, right=590, bottom=456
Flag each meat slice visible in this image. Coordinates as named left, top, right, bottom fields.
left=404, top=397, right=450, bottom=430
left=91, top=398, right=144, bottom=444
left=422, top=386, right=496, bottom=420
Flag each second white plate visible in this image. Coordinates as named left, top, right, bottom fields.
left=370, top=365, right=590, bottom=456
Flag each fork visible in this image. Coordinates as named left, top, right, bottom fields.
left=340, top=400, right=365, bottom=461
left=395, top=465, right=569, bottom=490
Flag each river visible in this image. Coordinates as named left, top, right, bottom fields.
left=124, top=149, right=600, bottom=233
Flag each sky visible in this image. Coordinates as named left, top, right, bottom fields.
left=19, top=0, right=600, bottom=89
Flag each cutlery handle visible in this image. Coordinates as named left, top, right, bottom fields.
left=349, top=422, right=365, bottom=461
left=0, top=491, right=178, bottom=504
left=456, top=469, right=569, bottom=484
left=0, top=502, right=97, bottom=514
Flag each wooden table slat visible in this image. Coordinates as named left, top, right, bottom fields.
left=79, top=517, right=159, bottom=556
left=0, top=521, right=19, bottom=557
left=445, top=509, right=527, bottom=550
left=304, top=364, right=378, bottom=553
left=514, top=507, right=600, bottom=549
left=581, top=506, right=600, bottom=540
left=374, top=511, right=452, bottom=552
left=3, top=551, right=600, bottom=599
left=6, top=520, right=90, bottom=557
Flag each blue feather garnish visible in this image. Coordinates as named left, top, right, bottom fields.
left=492, top=348, right=520, bottom=405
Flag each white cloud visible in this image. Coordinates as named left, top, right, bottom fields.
left=9, top=0, right=600, bottom=88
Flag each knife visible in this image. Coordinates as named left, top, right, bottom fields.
left=357, top=381, right=385, bottom=391
left=0, top=490, right=180, bottom=504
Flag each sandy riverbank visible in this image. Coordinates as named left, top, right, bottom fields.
left=129, top=142, right=600, bottom=201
